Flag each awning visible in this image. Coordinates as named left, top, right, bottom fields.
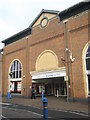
left=30, top=67, right=66, bottom=80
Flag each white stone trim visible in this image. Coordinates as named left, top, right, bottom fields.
left=10, top=78, right=22, bottom=82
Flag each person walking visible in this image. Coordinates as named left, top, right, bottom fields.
left=31, top=86, right=35, bottom=99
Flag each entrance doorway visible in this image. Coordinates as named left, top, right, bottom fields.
left=31, top=68, right=66, bottom=97
left=54, top=77, right=67, bottom=96
left=33, top=79, right=53, bottom=95
left=55, top=78, right=67, bottom=96
left=45, top=83, right=52, bottom=94
left=32, top=77, right=67, bottom=97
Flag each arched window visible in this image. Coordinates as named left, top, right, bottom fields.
left=86, top=45, right=90, bottom=71
left=10, top=60, right=22, bottom=79
left=9, top=60, right=22, bottom=94
left=85, top=45, right=90, bottom=96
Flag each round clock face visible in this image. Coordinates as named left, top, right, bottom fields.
left=40, top=17, right=48, bottom=28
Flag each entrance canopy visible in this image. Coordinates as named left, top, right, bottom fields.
left=31, top=67, right=66, bottom=80
left=31, top=68, right=67, bottom=96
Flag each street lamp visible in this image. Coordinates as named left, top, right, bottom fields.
left=66, top=48, right=75, bottom=63
left=63, top=19, right=70, bottom=102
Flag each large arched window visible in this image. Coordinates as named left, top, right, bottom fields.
left=86, top=45, right=90, bottom=71
left=9, top=60, right=22, bottom=94
left=85, top=45, right=90, bottom=96
left=10, top=60, right=22, bottom=79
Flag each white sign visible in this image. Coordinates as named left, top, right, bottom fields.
left=11, top=82, right=14, bottom=92
left=39, top=84, right=45, bottom=94
left=64, top=76, right=68, bottom=81
left=17, top=82, right=21, bottom=92
left=32, top=70, right=66, bottom=80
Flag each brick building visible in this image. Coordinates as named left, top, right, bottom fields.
left=1, top=1, right=90, bottom=99
left=0, top=50, right=2, bottom=95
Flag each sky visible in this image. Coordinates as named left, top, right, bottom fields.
left=0, top=0, right=84, bottom=49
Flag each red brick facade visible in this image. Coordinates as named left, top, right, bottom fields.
left=2, top=2, right=89, bottom=99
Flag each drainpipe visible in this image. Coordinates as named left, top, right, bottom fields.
left=0, top=52, right=2, bottom=97
left=26, top=37, right=28, bottom=96
left=63, top=20, right=71, bottom=101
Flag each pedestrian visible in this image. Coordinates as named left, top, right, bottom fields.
left=10, top=83, right=12, bottom=99
left=31, top=86, right=35, bottom=99
left=34, top=89, right=37, bottom=99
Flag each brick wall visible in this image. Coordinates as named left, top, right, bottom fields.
left=0, top=54, right=2, bottom=94
left=2, top=11, right=89, bottom=98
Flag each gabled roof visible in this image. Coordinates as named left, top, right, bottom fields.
left=29, top=9, right=59, bottom=28
left=2, top=1, right=89, bottom=46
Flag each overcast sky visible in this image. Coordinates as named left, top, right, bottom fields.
left=0, top=0, right=83, bottom=49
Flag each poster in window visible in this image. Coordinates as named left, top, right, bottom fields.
left=11, top=82, right=14, bottom=92
left=17, top=82, right=21, bottom=92
left=39, top=84, right=45, bottom=94
left=39, top=85, right=42, bottom=94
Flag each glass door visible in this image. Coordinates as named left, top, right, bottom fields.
left=14, top=82, right=17, bottom=93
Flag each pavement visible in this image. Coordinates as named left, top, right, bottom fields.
left=2, top=95, right=88, bottom=114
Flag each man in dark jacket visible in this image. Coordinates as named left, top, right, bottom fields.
left=31, top=86, right=35, bottom=99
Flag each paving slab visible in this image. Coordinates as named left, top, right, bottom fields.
left=2, top=96, right=88, bottom=114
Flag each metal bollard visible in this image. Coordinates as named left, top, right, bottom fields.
left=42, top=90, right=44, bottom=107
left=43, top=98, right=48, bottom=120
left=7, top=92, right=11, bottom=100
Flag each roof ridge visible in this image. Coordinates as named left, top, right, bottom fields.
left=29, top=9, right=59, bottom=28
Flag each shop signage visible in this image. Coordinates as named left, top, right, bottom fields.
left=64, top=76, right=68, bottom=81
left=32, top=70, right=66, bottom=79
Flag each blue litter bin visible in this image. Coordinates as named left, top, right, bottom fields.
left=7, top=92, right=11, bottom=99
left=43, top=97, right=48, bottom=120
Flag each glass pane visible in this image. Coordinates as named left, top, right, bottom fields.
left=86, top=58, right=90, bottom=70
left=20, top=63, right=21, bottom=70
left=15, top=61, right=17, bottom=70
left=13, top=71, right=15, bottom=78
left=14, top=61, right=15, bottom=71
left=18, top=62, right=21, bottom=70
left=88, top=75, right=90, bottom=95
left=11, top=65, right=13, bottom=72
left=18, top=62, right=19, bottom=70
left=86, top=53, right=90, bottom=58
left=11, top=63, right=14, bottom=71
left=16, top=61, right=18, bottom=70
left=19, top=70, right=21, bottom=78
left=16, top=71, right=18, bottom=78
left=87, top=46, right=90, bottom=52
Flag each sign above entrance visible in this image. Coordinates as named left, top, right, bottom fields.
left=31, top=68, right=66, bottom=80
left=64, top=76, right=68, bottom=81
